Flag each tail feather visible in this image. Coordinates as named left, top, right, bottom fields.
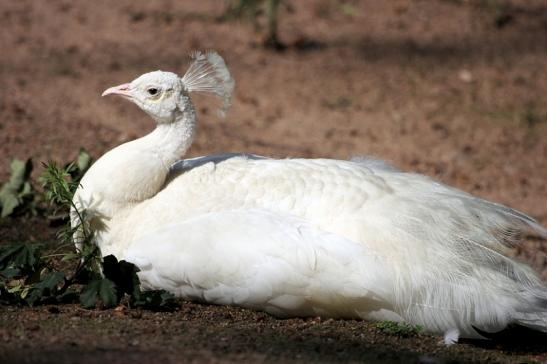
left=514, top=289, right=547, bottom=333
left=526, top=220, right=547, bottom=239
left=514, top=312, right=547, bottom=333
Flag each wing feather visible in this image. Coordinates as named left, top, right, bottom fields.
left=123, top=209, right=395, bottom=318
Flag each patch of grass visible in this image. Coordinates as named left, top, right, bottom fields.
left=522, top=107, right=544, bottom=128
left=441, top=0, right=464, bottom=4
left=338, top=2, right=358, bottom=17
left=222, top=0, right=285, bottom=50
left=375, top=321, right=423, bottom=337
left=469, top=104, right=547, bottom=128
left=475, top=0, right=514, bottom=29
left=322, top=96, right=353, bottom=110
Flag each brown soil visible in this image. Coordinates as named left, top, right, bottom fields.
left=0, top=0, right=546, bottom=362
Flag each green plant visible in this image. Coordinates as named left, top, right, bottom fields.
left=0, top=151, right=178, bottom=311
left=223, top=0, right=284, bottom=49
left=338, top=2, right=358, bottom=17
left=522, top=107, right=543, bottom=128
left=0, top=158, right=35, bottom=217
left=79, top=254, right=177, bottom=311
left=375, top=321, right=423, bottom=337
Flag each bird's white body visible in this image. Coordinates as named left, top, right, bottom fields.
left=73, top=51, right=546, bottom=342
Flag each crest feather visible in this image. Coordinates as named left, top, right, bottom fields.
left=182, top=51, right=235, bottom=117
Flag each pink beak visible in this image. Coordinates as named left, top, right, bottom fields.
left=102, top=83, right=132, bottom=98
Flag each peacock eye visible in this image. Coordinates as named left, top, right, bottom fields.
left=147, top=87, right=159, bottom=96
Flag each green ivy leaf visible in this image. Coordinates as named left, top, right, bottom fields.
left=12, top=245, right=39, bottom=271
left=0, top=244, right=41, bottom=274
left=20, top=182, right=32, bottom=198
left=100, top=255, right=178, bottom=311
left=0, top=267, right=21, bottom=279
left=56, top=288, right=79, bottom=304
left=36, top=271, right=65, bottom=291
left=133, top=290, right=178, bottom=312
left=80, top=281, right=99, bottom=308
left=77, top=149, right=92, bottom=175
left=26, top=271, right=65, bottom=305
left=1, top=194, right=19, bottom=218
left=0, top=245, right=25, bottom=269
left=102, top=255, right=141, bottom=299
left=0, top=159, right=33, bottom=217
left=80, top=278, right=118, bottom=309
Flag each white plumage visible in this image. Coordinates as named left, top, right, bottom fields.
left=72, top=51, right=547, bottom=343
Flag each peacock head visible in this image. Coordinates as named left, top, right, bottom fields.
left=102, top=71, right=185, bottom=123
left=102, top=51, right=235, bottom=124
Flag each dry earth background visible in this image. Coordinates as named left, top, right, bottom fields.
left=0, top=0, right=546, bottom=363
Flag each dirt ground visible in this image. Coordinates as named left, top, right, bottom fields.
left=1, top=0, right=546, bottom=362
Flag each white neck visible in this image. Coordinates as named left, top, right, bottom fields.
left=79, top=102, right=197, bottom=213
left=140, top=104, right=197, bottom=171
